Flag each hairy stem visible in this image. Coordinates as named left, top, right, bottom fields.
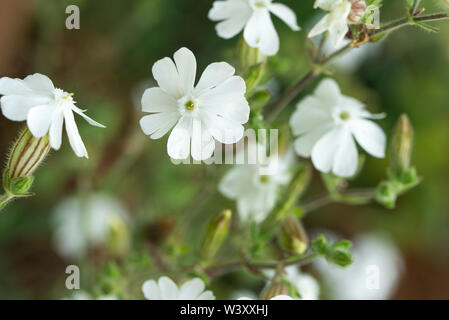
left=0, top=194, right=14, bottom=211
left=264, top=12, right=449, bottom=122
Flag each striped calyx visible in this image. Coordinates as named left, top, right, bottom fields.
left=3, top=127, right=50, bottom=196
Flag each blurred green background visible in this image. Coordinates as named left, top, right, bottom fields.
left=0, top=0, right=448, bottom=299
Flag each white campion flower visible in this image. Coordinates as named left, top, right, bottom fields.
left=309, top=0, right=367, bottom=47
left=52, top=194, right=129, bottom=259
left=142, top=276, right=215, bottom=300
left=219, top=145, right=294, bottom=223
left=314, top=233, right=403, bottom=300
left=208, top=0, right=300, bottom=56
left=140, top=47, right=249, bottom=161
left=0, top=73, right=105, bottom=158
left=265, top=266, right=320, bottom=300
left=289, top=78, right=386, bottom=178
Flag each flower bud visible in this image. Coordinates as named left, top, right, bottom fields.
left=238, top=37, right=266, bottom=71
left=261, top=279, right=290, bottom=300
left=201, top=210, right=232, bottom=259
left=4, top=127, right=50, bottom=196
left=348, top=0, right=367, bottom=23
left=390, top=114, right=413, bottom=176
left=279, top=215, right=308, bottom=255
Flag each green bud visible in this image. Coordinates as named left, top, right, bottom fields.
left=238, top=37, right=266, bottom=71
left=201, top=210, right=232, bottom=259
left=107, top=215, right=130, bottom=256
left=311, top=234, right=353, bottom=267
left=375, top=181, right=398, bottom=209
left=390, top=114, right=413, bottom=177
left=261, top=279, right=290, bottom=300
left=279, top=215, right=308, bottom=255
left=4, top=127, right=50, bottom=196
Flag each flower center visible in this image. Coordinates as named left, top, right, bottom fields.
left=251, top=0, right=270, bottom=10
left=340, top=111, right=351, bottom=121
left=259, top=175, right=270, bottom=184
left=185, top=100, right=195, bottom=111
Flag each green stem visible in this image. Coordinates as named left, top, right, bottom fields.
left=264, top=12, right=449, bottom=122
left=0, top=193, right=14, bottom=211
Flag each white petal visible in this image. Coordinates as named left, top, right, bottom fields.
left=243, top=11, right=262, bottom=48
left=350, top=118, right=386, bottom=158
left=63, top=108, right=88, bottom=158
left=0, top=77, right=32, bottom=96
left=195, top=62, right=235, bottom=94
left=27, top=105, right=54, bottom=138
left=139, top=112, right=180, bottom=139
left=158, top=276, right=179, bottom=300
left=271, top=295, right=294, bottom=300
left=141, top=87, right=178, bottom=113
left=314, top=0, right=343, bottom=11
left=142, top=280, right=162, bottom=300
left=152, top=57, right=182, bottom=98
left=49, top=110, right=64, bottom=150
left=179, top=278, right=206, bottom=300
left=23, top=73, right=55, bottom=93
left=191, top=118, right=215, bottom=161
left=198, top=76, right=249, bottom=124
left=201, top=111, right=244, bottom=144
left=72, top=106, right=106, bottom=128
left=311, top=127, right=341, bottom=173
left=332, top=127, right=358, bottom=177
left=167, top=116, right=192, bottom=159
left=314, top=78, right=342, bottom=107
left=215, top=16, right=248, bottom=39
left=289, top=96, right=333, bottom=136
left=269, top=3, right=300, bottom=31
left=293, top=125, right=331, bottom=158
left=258, top=11, right=280, bottom=56
left=208, top=0, right=251, bottom=21
left=0, top=95, right=50, bottom=121
left=196, top=291, right=215, bottom=300
left=329, top=21, right=349, bottom=48
left=219, top=166, right=248, bottom=199
left=174, top=47, right=197, bottom=94
left=308, top=14, right=331, bottom=38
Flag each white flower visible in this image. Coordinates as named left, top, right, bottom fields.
left=309, top=0, right=367, bottom=47
left=142, top=276, right=215, bottom=300
left=52, top=194, right=129, bottom=259
left=238, top=295, right=293, bottom=300
left=289, top=78, right=386, bottom=178
left=265, top=266, right=320, bottom=300
left=219, top=145, right=294, bottom=223
left=140, top=47, right=250, bottom=161
left=0, top=73, right=105, bottom=158
left=314, top=233, right=403, bottom=300
left=208, top=0, right=300, bottom=56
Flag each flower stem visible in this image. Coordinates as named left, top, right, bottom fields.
left=264, top=12, right=449, bottom=122
left=0, top=193, right=14, bottom=211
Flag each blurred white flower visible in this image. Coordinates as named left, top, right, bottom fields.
left=219, top=145, right=294, bottom=223
left=309, top=0, right=367, bottom=47
left=64, top=291, right=118, bottom=300
left=140, top=47, right=249, bottom=161
left=289, top=78, right=386, bottom=178
left=314, top=233, right=403, bottom=300
left=265, top=266, right=320, bottom=300
left=238, top=295, right=293, bottom=300
left=0, top=73, right=105, bottom=158
left=142, top=276, right=215, bottom=300
left=52, top=194, right=129, bottom=259
left=208, top=0, right=300, bottom=56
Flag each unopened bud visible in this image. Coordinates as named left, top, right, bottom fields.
left=390, top=114, right=413, bottom=176
left=261, top=280, right=290, bottom=300
left=4, top=127, right=50, bottom=196
left=201, top=210, right=232, bottom=259
left=279, top=215, right=308, bottom=255
left=238, top=37, right=266, bottom=71
left=348, top=0, right=367, bottom=23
